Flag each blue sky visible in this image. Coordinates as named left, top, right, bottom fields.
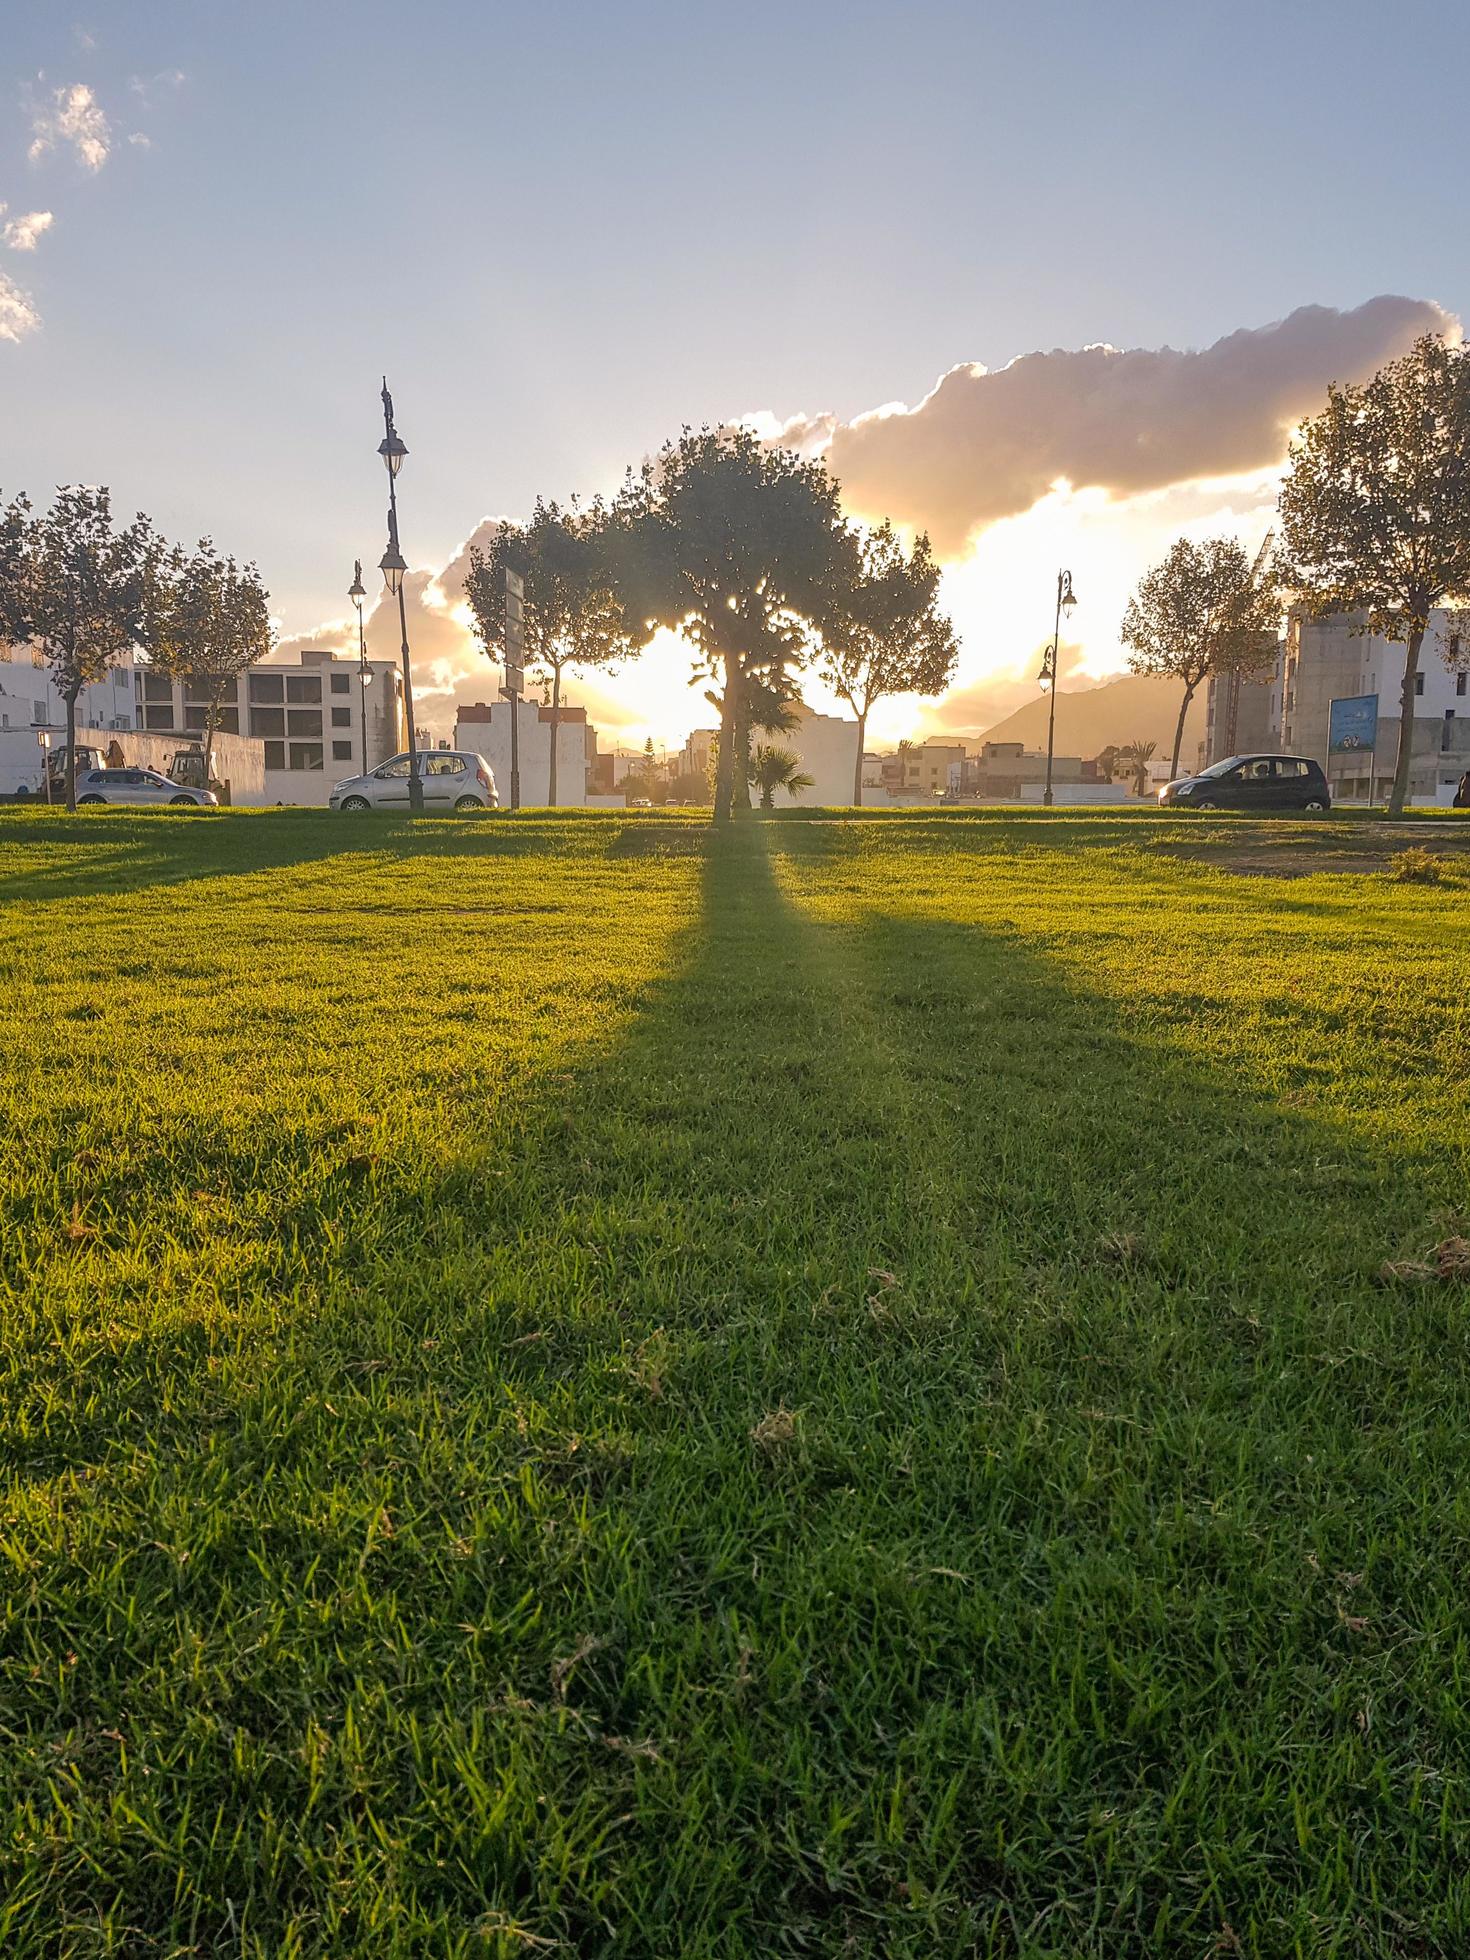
left=4, top=0, right=1468, bottom=739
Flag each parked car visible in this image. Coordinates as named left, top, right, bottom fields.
left=1158, top=754, right=1331, bottom=813
left=75, top=767, right=218, bottom=808
left=329, top=751, right=498, bottom=812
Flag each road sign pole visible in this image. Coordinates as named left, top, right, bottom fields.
left=504, top=568, right=524, bottom=812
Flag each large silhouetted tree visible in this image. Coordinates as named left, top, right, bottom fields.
left=146, top=540, right=271, bottom=790
left=609, top=428, right=856, bottom=823
left=463, top=497, right=631, bottom=806
left=821, top=522, right=958, bottom=805
left=20, top=487, right=159, bottom=810
left=1279, top=334, right=1470, bottom=814
left=1120, top=535, right=1280, bottom=780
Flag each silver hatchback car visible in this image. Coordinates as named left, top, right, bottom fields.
left=329, top=751, right=499, bottom=813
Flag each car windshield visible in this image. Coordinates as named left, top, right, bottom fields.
left=1196, top=756, right=1247, bottom=779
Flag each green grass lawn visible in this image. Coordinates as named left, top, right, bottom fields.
left=2, top=805, right=1469, bottom=1958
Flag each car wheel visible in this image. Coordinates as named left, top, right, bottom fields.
left=1192, top=797, right=1218, bottom=810
left=169, top=793, right=199, bottom=807
left=338, top=795, right=371, bottom=812
left=454, top=794, right=485, bottom=813
left=1303, top=798, right=1328, bottom=813
left=77, top=794, right=105, bottom=805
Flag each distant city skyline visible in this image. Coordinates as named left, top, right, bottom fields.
left=4, top=2, right=1467, bottom=741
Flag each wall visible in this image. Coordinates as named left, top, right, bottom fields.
left=0, top=725, right=267, bottom=802
left=0, top=648, right=138, bottom=735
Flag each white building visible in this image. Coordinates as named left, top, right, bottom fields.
left=135, top=647, right=407, bottom=804
left=453, top=699, right=597, bottom=805
left=0, top=641, right=137, bottom=735
left=778, top=705, right=860, bottom=806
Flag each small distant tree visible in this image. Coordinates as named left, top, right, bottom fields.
left=146, top=540, right=271, bottom=785
left=748, top=743, right=814, bottom=809
left=821, top=522, right=958, bottom=805
left=1095, top=743, right=1121, bottom=782
left=20, top=486, right=159, bottom=810
left=464, top=497, right=633, bottom=807
left=608, top=428, right=856, bottom=824
left=0, top=492, right=31, bottom=648
left=1120, top=536, right=1280, bottom=781
left=1117, top=739, right=1156, bottom=796
left=1278, top=334, right=1470, bottom=815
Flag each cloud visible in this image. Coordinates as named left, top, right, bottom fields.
left=0, top=273, right=41, bottom=343
left=774, top=296, right=1457, bottom=557
left=127, top=132, right=151, bottom=150
left=128, top=69, right=186, bottom=108
left=29, top=82, right=111, bottom=171
left=2, top=210, right=53, bottom=252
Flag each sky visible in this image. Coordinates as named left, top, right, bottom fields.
left=4, top=0, right=1468, bottom=748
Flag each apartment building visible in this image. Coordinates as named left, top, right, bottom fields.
left=0, top=640, right=137, bottom=733
left=135, top=647, right=406, bottom=803
left=1280, top=611, right=1470, bottom=803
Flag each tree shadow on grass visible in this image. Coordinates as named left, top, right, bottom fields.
left=0, top=808, right=708, bottom=904
left=2, top=826, right=1468, bottom=1958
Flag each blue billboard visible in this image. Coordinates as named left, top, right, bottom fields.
left=1328, top=694, right=1379, bottom=754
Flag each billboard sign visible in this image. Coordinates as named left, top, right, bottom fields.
left=1328, top=693, right=1378, bottom=754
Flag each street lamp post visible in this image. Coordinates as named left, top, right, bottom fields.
left=377, top=380, right=422, bottom=813
left=1038, top=569, right=1078, bottom=808
left=347, top=560, right=374, bottom=777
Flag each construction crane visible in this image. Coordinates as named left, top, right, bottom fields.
left=1223, top=527, right=1277, bottom=756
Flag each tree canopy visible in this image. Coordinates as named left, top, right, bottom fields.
left=609, top=427, right=856, bottom=822
left=820, top=522, right=958, bottom=804
left=146, top=540, right=271, bottom=783
left=1278, top=333, right=1470, bottom=812
left=463, top=498, right=632, bottom=805
left=15, top=486, right=161, bottom=808
left=1120, top=535, right=1280, bottom=779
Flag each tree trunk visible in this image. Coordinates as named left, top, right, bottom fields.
left=852, top=708, right=866, bottom=807
left=761, top=784, right=774, bottom=810
left=65, top=688, right=78, bottom=812
left=1388, top=625, right=1425, bottom=817
left=1169, top=682, right=1197, bottom=780
left=712, top=655, right=738, bottom=825
left=547, top=666, right=560, bottom=807
left=732, top=693, right=752, bottom=811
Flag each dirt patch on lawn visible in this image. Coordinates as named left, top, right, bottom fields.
left=1159, top=820, right=1470, bottom=879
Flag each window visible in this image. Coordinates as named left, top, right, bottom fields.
left=1458, top=672, right=1467, bottom=697
left=184, top=706, right=206, bottom=730
left=288, top=742, right=324, bottom=771
left=330, top=674, right=350, bottom=694
left=286, top=674, right=322, bottom=704
left=185, top=676, right=238, bottom=704
left=286, top=708, right=322, bottom=737
left=331, top=706, right=351, bottom=728
left=425, top=754, right=465, bottom=776
left=1415, top=671, right=1426, bottom=696
left=264, top=740, right=285, bottom=769
left=376, top=756, right=412, bottom=778
left=332, top=740, right=353, bottom=761
left=144, top=705, right=175, bottom=730
left=1278, top=758, right=1309, bottom=778
left=249, top=673, right=284, bottom=703
left=142, top=672, right=173, bottom=702
left=250, top=706, right=285, bottom=738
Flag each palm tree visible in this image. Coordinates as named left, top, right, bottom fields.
left=1117, top=739, right=1157, bottom=796
left=748, top=743, right=815, bottom=809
